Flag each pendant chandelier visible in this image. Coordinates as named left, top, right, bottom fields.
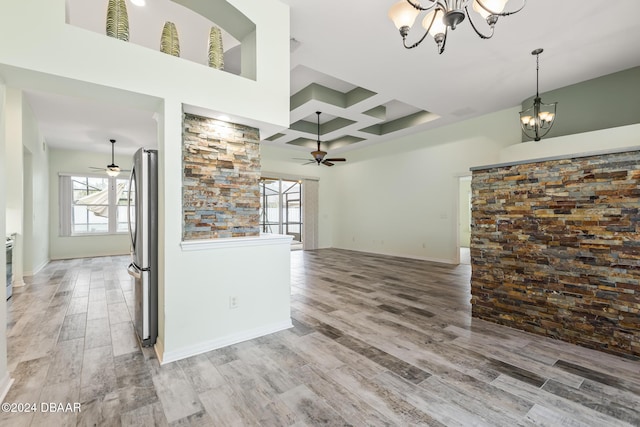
left=519, top=48, right=557, bottom=142
left=388, top=0, right=525, bottom=54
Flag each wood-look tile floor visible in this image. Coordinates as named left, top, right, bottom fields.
left=1, top=249, right=639, bottom=426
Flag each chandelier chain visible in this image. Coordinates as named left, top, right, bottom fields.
left=519, top=48, right=557, bottom=142
left=535, top=52, right=540, bottom=98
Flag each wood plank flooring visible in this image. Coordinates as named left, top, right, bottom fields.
left=1, top=249, right=639, bottom=426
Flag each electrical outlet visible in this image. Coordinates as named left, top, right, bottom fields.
left=229, top=296, right=239, bottom=309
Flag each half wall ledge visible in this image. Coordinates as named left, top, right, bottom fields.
left=470, top=145, right=640, bottom=171
left=180, top=233, right=293, bottom=251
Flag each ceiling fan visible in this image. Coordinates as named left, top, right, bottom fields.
left=299, top=112, right=346, bottom=167
left=90, top=139, right=128, bottom=177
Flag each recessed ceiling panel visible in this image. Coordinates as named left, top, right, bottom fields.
left=291, top=65, right=357, bottom=95
left=326, top=135, right=365, bottom=150
left=286, top=137, right=317, bottom=149
left=360, top=111, right=439, bottom=136
left=265, top=133, right=285, bottom=141
left=274, top=71, right=437, bottom=155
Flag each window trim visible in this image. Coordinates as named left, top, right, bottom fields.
left=259, top=177, right=303, bottom=243
left=59, top=173, right=130, bottom=237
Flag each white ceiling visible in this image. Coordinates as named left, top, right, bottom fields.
left=24, top=89, right=158, bottom=155
left=22, top=0, right=640, bottom=157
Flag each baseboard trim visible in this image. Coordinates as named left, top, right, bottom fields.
left=154, top=337, right=165, bottom=365
left=49, top=252, right=128, bottom=261
left=24, top=258, right=50, bottom=277
left=12, top=279, right=26, bottom=288
left=0, top=372, right=14, bottom=403
left=334, top=247, right=456, bottom=265
left=158, top=319, right=293, bottom=365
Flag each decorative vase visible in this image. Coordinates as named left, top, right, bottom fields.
left=106, top=0, right=129, bottom=42
left=160, top=22, right=180, bottom=57
left=208, top=26, right=224, bottom=70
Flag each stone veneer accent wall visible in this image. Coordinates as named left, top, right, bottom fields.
left=471, top=149, right=640, bottom=359
left=183, top=113, right=260, bottom=239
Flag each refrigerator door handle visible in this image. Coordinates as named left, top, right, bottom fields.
left=127, top=166, right=136, bottom=250
left=127, top=263, right=141, bottom=279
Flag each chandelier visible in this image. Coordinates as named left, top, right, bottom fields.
left=519, top=48, right=557, bottom=141
left=388, top=0, right=525, bottom=54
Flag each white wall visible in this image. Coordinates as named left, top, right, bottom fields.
left=2, top=87, right=48, bottom=283
left=21, top=97, right=49, bottom=275
left=329, top=108, right=522, bottom=264
left=158, top=100, right=293, bottom=360
left=0, top=81, right=11, bottom=403
left=159, top=236, right=293, bottom=363
left=48, top=148, right=132, bottom=260
left=4, top=89, right=24, bottom=286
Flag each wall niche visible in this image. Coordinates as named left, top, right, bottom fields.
left=471, top=149, right=640, bottom=359
left=182, top=113, right=260, bottom=240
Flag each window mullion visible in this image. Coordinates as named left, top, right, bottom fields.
left=108, top=177, right=117, bottom=233
left=278, top=179, right=284, bottom=234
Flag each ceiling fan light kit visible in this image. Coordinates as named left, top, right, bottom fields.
left=106, top=139, right=121, bottom=177
left=106, top=165, right=121, bottom=177
left=388, top=0, right=525, bottom=54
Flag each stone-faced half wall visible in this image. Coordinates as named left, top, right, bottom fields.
left=471, top=149, right=640, bottom=359
left=183, top=113, right=260, bottom=239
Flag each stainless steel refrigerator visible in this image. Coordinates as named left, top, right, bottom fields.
left=127, top=148, right=158, bottom=347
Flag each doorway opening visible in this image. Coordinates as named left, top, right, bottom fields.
left=458, top=176, right=472, bottom=265
left=259, top=177, right=303, bottom=249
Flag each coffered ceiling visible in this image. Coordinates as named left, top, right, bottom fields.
left=18, top=0, right=640, bottom=157
left=268, top=65, right=438, bottom=152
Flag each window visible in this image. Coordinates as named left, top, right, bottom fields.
left=59, top=174, right=132, bottom=236
left=259, top=178, right=302, bottom=243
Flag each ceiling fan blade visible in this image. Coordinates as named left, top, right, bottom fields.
left=89, top=166, right=131, bottom=173
left=302, top=161, right=316, bottom=165
left=324, top=158, right=346, bottom=162
left=293, top=157, right=312, bottom=161
left=322, top=161, right=334, bottom=167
